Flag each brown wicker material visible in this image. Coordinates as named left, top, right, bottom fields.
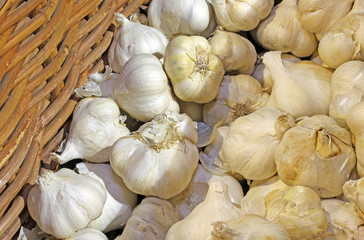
left=0, top=0, right=147, bottom=238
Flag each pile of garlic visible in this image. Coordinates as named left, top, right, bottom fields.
left=21, top=0, right=364, bottom=239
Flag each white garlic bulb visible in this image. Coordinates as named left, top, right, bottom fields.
left=165, top=181, right=241, bottom=240
left=275, top=115, right=356, bottom=198
left=108, top=13, right=168, bottom=73
left=113, top=54, right=179, bottom=122
left=203, top=74, right=269, bottom=127
left=27, top=169, right=107, bottom=239
left=148, top=0, right=213, bottom=38
left=110, top=112, right=198, bottom=199
left=211, top=214, right=291, bottom=240
left=322, top=199, right=364, bottom=240
left=115, top=197, right=179, bottom=240
left=75, top=163, right=137, bottom=232
left=343, top=177, right=364, bottom=220
left=65, top=228, right=108, bottom=240
left=220, top=107, right=295, bottom=180
left=207, top=0, right=274, bottom=32
left=329, top=60, right=364, bottom=128
left=298, top=0, right=354, bottom=41
left=50, top=97, right=130, bottom=164
left=347, top=101, right=364, bottom=177
left=209, top=29, right=257, bottom=75
left=169, top=164, right=244, bottom=219
left=263, top=51, right=332, bottom=118
left=164, top=35, right=225, bottom=103
left=318, top=0, right=364, bottom=68
left=252, top=0, right=317, bottom=57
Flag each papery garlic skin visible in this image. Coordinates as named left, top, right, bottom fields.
left=241, top=176, right=289, bottom=217
left=263, top=186, right=328, bottom=239
left=148, top=0, right=212, bottom=38
left=298, top=0, right=354, bottom=41
left=343, top=178, right=364, bottom=220
left=207, top=0, right=274, bottom=32
left=322, top=199, right=364, bottom=240
left=209, top=29, right=257, bottom=75
left=113, top=54, right=179, bottom=122
left=169, top=164, right=244, bottom=219
left=220, top=107, right=295, bottom=180
left=110, top=112, right=198, bottom=199
left=76, top=163, right=137, bottom=232
left=347, top=101, right=364, bottom=177
left=275, top=115, right=356, bottom=198
left=166, top=181, right=241, bottom=240
left=108, top=13, right=168, bottom=73
left=211, top=214, right=291, bottom=240
left=65, top=228, right=108, bottom=240
left=252, top=0, right=317, bottom=57
left=51, top=97, right=130, bottom=164
left=164, top=35, right=224, bottom=103
left=263, top=51, right=332, bottom=118
left=318, top=0, right=364, bottom=69
left=115, top=197, right=179, bottom=240
left=203, top=74, right=269, bottom=127
left=27, top=169, right=107, bottom=239
left=330, top=61, right=364, bottom=128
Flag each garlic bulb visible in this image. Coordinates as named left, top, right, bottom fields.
left=113, top=54, right=179, bottom=122
left=318, top=0, right=364, bottom=68
left=203, top=74, right=269, bottom=127
left=116, top=197, right=179, bottom=240
left=252, top=53, right=301, bottom=94
left=209, top=29, right=257, bottom=75
left=275, top=115, right=356, bottom=198
left=165, top=181, right=241, bottom=240
left=241, top=176, right=289, bottom=217
left=263, top=186, right=328, bottom=239
left=110, top=112, right=198, bottom=199
left=107, top=13, right=168, bottom=73
left=164, top=35, right=225, bottom=103
left=51, top=97, right=130, bottom=164
left=207, top=0, right=274, bottom=32
left=347, top=101, right=364, bottom=176
left=169, top=164, right=244, bottom=219
left=251, top=0, right=317, bottom=57
left=343, top=178, right=364, bottom=220
left=329, top=60, right=364, bottom=128
left=322, top=199, right=364, bottom=240
left=75, top=163, right=137, bottom=232
left=220, top=107, right=295, bottom=180
left=65, top=228, right=108, bottom=240
left=262, top=51, right=332, bottom=118
left=148, top=0, right=213, bottom=38
left=27, top=169, right=107, bottom=239
left=298, top=0, right=354, bottom=41
left=211, top=214, right=291, bottom=240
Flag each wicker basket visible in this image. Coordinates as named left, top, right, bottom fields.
left=0, top=0, right=147, bottom=238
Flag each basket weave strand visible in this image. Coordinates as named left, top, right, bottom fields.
left=0, top=0, right=146, bottom=238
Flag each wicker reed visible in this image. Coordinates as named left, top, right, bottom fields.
left=0, top=0, right=147, bottom=238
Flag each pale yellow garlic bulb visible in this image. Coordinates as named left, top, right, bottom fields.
left=203, top=74, right=269, bottom=127
left=275, top=115, right=356, bottom=198
left=207, top=0, right=274, bottom=32
left=220, top=107, right=295, bottom=180
left=330, top=61, right=364, bottom=128
left=343, top=177, right=364, bottom=220
left=298, top=0, right=354, bottom=40
left=211, top=214, right=291, bottom=240
left=318, top=0, right=364, bottom=68
left=110, top=112, right=199, bottom=199
left=322, top=199, right=364, bottom=240
left=164, top=35, right=225, bottom=103
left=251, top=0, right=317, bottom=57
left=347, top=101, right=364, bottom=177
left=209, top=29, right=257, bottom=75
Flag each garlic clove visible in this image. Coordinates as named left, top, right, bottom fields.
left=65, top=228, right=108, bottom=240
